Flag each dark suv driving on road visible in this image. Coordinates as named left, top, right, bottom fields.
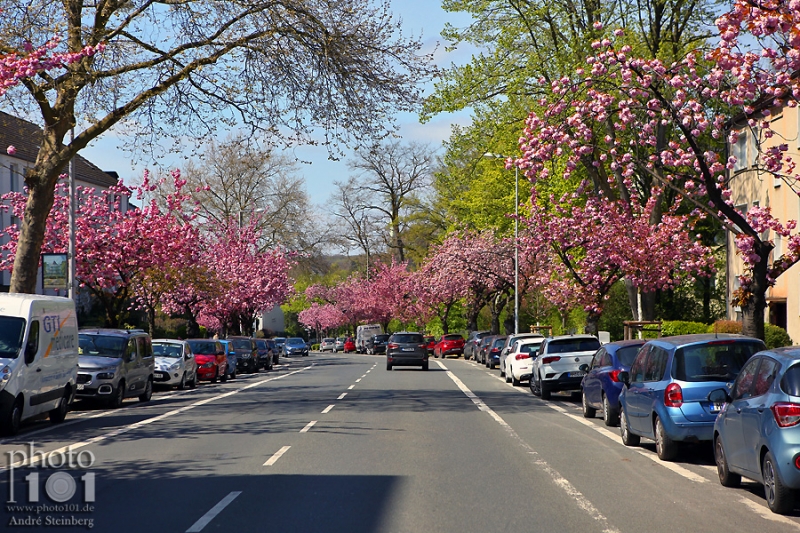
left=386, top=332, right=428, bottom=371
left=366, top=334, right=390, bottom=355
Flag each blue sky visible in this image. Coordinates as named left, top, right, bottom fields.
left=80, top=1, right=477, bottom=207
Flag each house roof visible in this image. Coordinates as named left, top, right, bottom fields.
left=0, top=110, right=118, bottom=189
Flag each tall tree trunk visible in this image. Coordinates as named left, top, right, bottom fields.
left=740, top=253, right=769, bottom=340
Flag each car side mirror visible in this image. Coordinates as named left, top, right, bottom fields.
left=617, top=371, right=630, bottom=386
left=708, top=388, right=731, bottom=404
left=579, top=364, right=589, bottom=373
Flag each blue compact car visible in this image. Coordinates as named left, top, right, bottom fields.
left=618, top=334, right=765, bottom=461
left=580, top=339, right=645, bottom=426
left=713, top=346, right=800, bottom=514
left=218, top=340, right=238, bottom=380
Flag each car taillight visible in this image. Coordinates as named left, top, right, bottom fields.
left=490, top=348, right=500, bottom=353
left=795, top=454, right=800, bottom=470
left=771, top=403, right=800, bottom=428
left=388, top=343, right=399, bottom=350
left=665, top=383, right=683, bottom=407
left=515, top=353, right=530, bottom=360
left=418, top=344, right=427, bottom=349
left=609, top=370, right=621, bottom=382
left=541, top=356, right=560, bottom=364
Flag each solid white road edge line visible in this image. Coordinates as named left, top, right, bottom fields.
left=2, top=365, right=315, bottom=471
left=299, top=421, right=317, bottom=433
left=337, top=393, right=347, bottom=400
left=186, top=491, right=242, bottom=532
left=322, top=404, right=335, bottom=414
left=737, top=497, right=800, bottom=530
left=435, top=360, right=620, bottom=533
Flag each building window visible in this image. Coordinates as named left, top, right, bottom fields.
left=732, top=130, right=748, bottom=172
left=747, top=127, right=759, bottom=167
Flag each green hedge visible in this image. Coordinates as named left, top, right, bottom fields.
left=312, top=343, right=320, bottom=351
left=661, top=321, right=709, bottom=337
left=765, top=325, right=793, bottom=349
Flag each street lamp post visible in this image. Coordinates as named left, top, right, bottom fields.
left=484, top=152, right=519, bottom=335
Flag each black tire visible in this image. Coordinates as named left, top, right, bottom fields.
left=582, top=390, right=597, bottom=418
left=422, top=362, right=429, bottom=371
left=109, top=381, right=125, bottom=408
left=221, top=372, right=228, bottom=383
left=189, top=372, right=197, bottom=389
left=211, top=370, right=219, bottom=384
left=2, top=397, right=23, bottom=436
left=49, top=391, right=69, bottom=424
left=139, top=378, right=153, bottom=402
left=530, top=374, right=541, bottom=397
left=177, top=373, right=186, bottom=391
left=620, top=406, right=640, bottom=446
left=714, top=435, right=741, bottom=487
left=540, top=377, right=551, bottom=400
left=500, top=366, right=505, bottom=378
left=655, top=416, right=678, bottom=461
left=602, top=394, right=619, bottom=426
left=512, top=374, right=521, bottom=387
left=386, top=363, right=392, bottom=371
left=763, top=450, right=796, bottom=514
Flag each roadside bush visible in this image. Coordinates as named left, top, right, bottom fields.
left=765, top=325, right=793, bottom=349
left=708, top=320, right=742, bottom=334
left=312, top=343, right=320, bottom=351
left=662, top=320, right=708, bottom=337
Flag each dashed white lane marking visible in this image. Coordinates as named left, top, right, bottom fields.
left=348, top=385, right=355, bottom=390
left=263, top=446, right=292, bottom=466
left=300, top=421, right=317, bottom=433
left=738, top=497, right=800, bottom=530
left=361, top=374, right=367, bottom=378
left=186, top=491, right=242, bottom=532
left=337, top=393, right=347, bottom=400
left=3, top=365, right=315, bottom=471
left=355, top=378, right=362, bottom=383
left=435, top=360, right=620, bottom=533
left=322, top=404, right=335, bottom=414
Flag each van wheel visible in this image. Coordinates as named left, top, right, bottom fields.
left=2, top=397, right=23, bottom=436
left=138, top=379, right=153, bottom=402
left=109, top=382, right=125, bottom=409
left=49, top=391, right=69, bottom=424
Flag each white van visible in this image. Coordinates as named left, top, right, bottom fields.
left=356, top=324, right=383, bottom=354
left=0, top=294, right=79, bottom=435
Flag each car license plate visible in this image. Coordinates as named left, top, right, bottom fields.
left=402, top=347, right=414, bottom=352
left=155, top=372, right=164, bottom=378
left=568, top=371, right=586, bottom=378
left=77, top=384, right=84, bottom=390
left=711, top=402, right=725, bottom=413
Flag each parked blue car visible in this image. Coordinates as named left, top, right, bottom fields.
left=580, top=339, right=646, bottom=426
left=218, top=340, right=238, bottom=380
left=618, top=334, right=765, bottom=461
left=712, top=346, right=800, bottom=514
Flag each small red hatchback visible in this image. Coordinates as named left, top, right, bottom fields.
left=343, top=338, right=356, bottom=353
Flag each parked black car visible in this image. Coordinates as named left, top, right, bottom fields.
left=254, top=338, right=274, bottom=370
left=367, top=334, right=390, bottom=355
left=227, top=336, right=259, bottom=373
left=386, top=332, right=428, bottom=371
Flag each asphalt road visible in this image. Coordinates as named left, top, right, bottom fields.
left=1, top=352, right=800, bottom=532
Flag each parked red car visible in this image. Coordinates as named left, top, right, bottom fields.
left=434, top=334, right=465, bottom=359
left=343, top=337, right=356, bottom=353
left=187, top=339, right=228, bottom=382
left=424, top=336, right=436, bottom=355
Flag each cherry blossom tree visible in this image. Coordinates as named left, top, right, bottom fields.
left=514, top=2, right=800, bottom=338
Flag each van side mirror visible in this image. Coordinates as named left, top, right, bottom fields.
left=617, top=371, right=630, bottom=386
left=708, top=388, right=731, bottom=404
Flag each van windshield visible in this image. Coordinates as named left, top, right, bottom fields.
left=0, top=317, right=25, bottom=359
left=79, top=334, right=126, bottom=358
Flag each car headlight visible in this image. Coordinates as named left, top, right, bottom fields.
left=169, top=362, right=181, bottom=371
left=96, top=372, right=115, bottom=380
left=0, top=366, right=10, bottom=390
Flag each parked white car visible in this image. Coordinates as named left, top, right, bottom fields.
left=152, top=339, right=198, bottom=390
left=504, top=338, right=544, bottom=386
left=499, top=333, right=544, bottom=377
left=530, top=335, right=602, bottom=400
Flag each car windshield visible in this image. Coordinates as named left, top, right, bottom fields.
left=152, top=342, right=182, bottom=358
left=231, top=340, right=252, bottom=350
left=518, top=344, right=541, bottom=355
left=492, top=338, right=507, bottom=348
left=79, top=334, right=127, bottom=358
left=548, top=338, right=601, bottom=353
left=616, top=345, right=642, bottom=366
left=188, top=340, right=218, bottom=355
left=287, top=338, right=305, bottom=346
left=256, top=340, right=267, bottom=349
left=0, top=317, right=25, bottom=359
left=392, top=334, right=423, bottom=344
left=673, top=341, right=764, bottom=382
left=274, top=338, right=285, bottom=345
left=443, top=335, right=463, bottom=341
left=374, top=335, right=390, bottom=342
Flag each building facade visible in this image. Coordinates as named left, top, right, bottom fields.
left=726, top=101, right=800, bottom=343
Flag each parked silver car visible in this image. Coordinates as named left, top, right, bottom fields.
left=320, top=338, right=336, bottom=352
left=152, top=339, right=198, bottom=390
left=334, top=337, right=346, bottom=352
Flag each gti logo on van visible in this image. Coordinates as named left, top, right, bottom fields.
left=43, top=315, right=64, bottom=333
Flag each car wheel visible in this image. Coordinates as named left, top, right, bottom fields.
left=619, top=406, right=640, bottom=446
left=139, top=379, right=153, bottom=402
left=505, top=365, right=512, bottom=383
left=714, top=435, right=741, bottom=487
left=422, top=362, right=429, bottom=371
left=386, top=363, right=392, bottom=371
left=512, top=374, right=520, bottom=387
left=530, top=374, right=541, bottom=397
left=540, top=375, right=551, bottom=400
left=189, top=372, right=198, bottom=389
left=500, top=365, right=505, bottom=378
left=2, top=397, right=23, bottom=436
left=655, top=416, right=678, bottom=461
left=178, top=373, right=186, bottom=391
left=582, top=390, right=596, bottom=418
left=763, top=450, right=795, bottom=514
left=221, top=372, right=228, bottom=382
left=211, top=370, right=218, bottom=384
left=109, top=381, right=125, bottom=408
left=49, top=391, right=70, bottom=424
left=602, top=394, right=619, bottom=426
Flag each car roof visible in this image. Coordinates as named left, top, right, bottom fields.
left=547, top=334, right=598, bottom=341
left=80, top=328, right=148, bottom=337
left=754, top=347, right=800, bottom=364
left=516, top=338, right=544, bottom=345
left=643, top=333, right=762, bottom=349
left=152, top=338, right=187, bottom=345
